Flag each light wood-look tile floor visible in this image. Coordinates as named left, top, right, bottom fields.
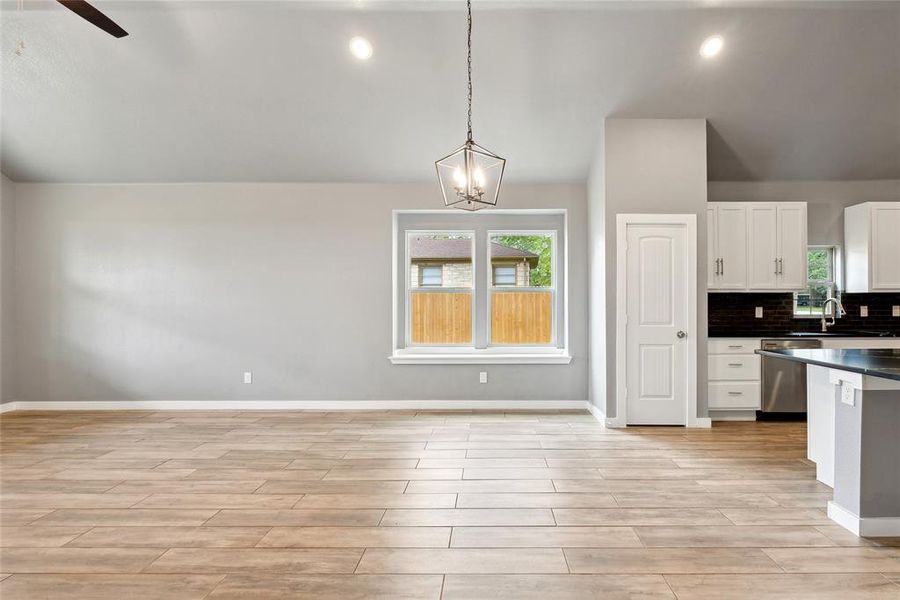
left=1, top=410, right=899, bottom=599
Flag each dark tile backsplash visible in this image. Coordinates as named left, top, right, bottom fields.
left=708, top=292, right=900, bottom=337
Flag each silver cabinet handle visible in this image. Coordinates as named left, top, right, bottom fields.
left=727, top=391, right=744, bottom=395
left=727, top=362, right=743, bottom=367
left=780, top=258, right=784, bottom=275
left=774, top=258, right=779, bottom=274
left=677, top=331, right=687, bottom=339
left=721, top=257, right=725, bottom=276
left=727, top=345, right=744, bottom=349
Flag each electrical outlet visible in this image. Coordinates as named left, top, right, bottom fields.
left=479, top=371, right=488, bottom=384
left=893, top=306, right=900, bottom=317
left=755, top=307, right=763, bottom=319
left=243, top=372, right=252, bottom=384
left=840, top=381, right=855, bottom=406
left=860, top=306, right=868, bottom=318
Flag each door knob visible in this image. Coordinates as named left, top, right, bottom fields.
left=676, top=331, right=687, bottom=339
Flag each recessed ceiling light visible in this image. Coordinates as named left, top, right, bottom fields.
left=700, top=35, right=723, bottom=58
left=349, top=36, right=373, bottom=60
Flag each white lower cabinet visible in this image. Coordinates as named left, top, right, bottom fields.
left=708, top=354, right=760, bottom=381
left=708, top=338, right=761, bottom=412
left=709, top=381, right=762, bottom=410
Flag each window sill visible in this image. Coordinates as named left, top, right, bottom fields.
left=389, top=350, right=572, bottom=365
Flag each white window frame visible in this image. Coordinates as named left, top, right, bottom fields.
left=487, top=230, right=557, bottom=348
left=405, top=231, right=475, bottom=348
left=793, top=245, right=842, bottom=319
left=390, top=210, right=571, bottom=365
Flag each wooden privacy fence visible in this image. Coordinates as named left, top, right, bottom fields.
left=410, top=292, right=473, bottom=344
left=410, top=291, right=552, bottom=345
left=490, top=291, right=552, bottom=344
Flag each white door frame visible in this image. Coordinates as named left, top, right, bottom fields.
left=613, top=213, right=704, bottom=428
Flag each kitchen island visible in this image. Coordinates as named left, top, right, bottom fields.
left=756, top=348, right=900, bottom=537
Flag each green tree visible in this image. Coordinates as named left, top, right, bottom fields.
left=493, top=235, right=553, bottom=287
left=807, top=249, right=829, bottom=281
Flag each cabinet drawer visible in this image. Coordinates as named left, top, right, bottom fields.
left=709, top=381, right=761, bottom=410
left=708, top=339, right=761, bottom=354
left=708, top=354, right=760, bottom=381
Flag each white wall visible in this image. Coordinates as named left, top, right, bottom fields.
left=1, top=175, right=15, bottom=403
left=11, top=182, right=588, bottom=405
left=709, top=180, right=900, bottom=246
left=596, top=119, right=709, bottom=419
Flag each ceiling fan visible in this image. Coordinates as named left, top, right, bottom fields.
left=57, top=0, right=128, bottom=38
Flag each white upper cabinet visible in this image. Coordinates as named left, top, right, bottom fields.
left=747, top=204, right=778, bottom=290
left=708, top=204, right=747, bottom=290
left=775, top=203, right=808, bottom=290
left=845, top=202, right=900, bottom=293
left=706, top=206, right=718, bottom=289
left=709, top=201, right=807, bottom=292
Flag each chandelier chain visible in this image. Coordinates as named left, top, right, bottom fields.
left=466, top=0, right=473, bottom=142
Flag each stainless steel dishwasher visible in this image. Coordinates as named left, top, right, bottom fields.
left=760, top=338, right=823, bottom=414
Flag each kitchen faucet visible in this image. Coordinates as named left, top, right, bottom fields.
left=821, top=297, right=844, bottom=333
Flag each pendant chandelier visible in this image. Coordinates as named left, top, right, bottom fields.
left=435, top=0, right=505, bottom=211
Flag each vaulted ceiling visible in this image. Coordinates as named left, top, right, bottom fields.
left=2, top=0, right=898, bottom=182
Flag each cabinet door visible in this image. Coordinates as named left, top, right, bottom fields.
left=747, top=204, right=778, bottom=289
left=776, top=204, right=807, bottom=290
left=716, top=204, right=747, bottom=289
left=871, top=204, right=900, bottom=290
left=707, top=206, right=719, bottom=289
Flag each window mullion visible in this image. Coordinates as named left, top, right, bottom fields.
left=473, top=225, right=489, bottom=349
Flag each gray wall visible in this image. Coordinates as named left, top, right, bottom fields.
left=11, top=182, right=588, bottom=404
left=587, top=123, right=606, bottom=415
left=709, top=180, right=900, bottom=246
left=1, top=175, right=15, bottom=403
left=594, top=119, right=709, bottom=419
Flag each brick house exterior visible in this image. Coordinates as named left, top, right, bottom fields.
left=409, top=237, right=538, bottom=288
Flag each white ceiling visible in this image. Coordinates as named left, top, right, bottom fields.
left=1, top=0, right=898, bottom=183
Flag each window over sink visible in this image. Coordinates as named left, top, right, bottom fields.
left=794, top=246, right=840, bottom=318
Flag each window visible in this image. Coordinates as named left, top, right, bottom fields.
left=493, top=265, right=516, bottom=286
left=489, top=233, right=554, bottom=345
left=794, top=246, right=839, bottom=317
left=392, top=211, right=569, bottom=364
left=419, top=265, right=443, bottom=287
left=408, top=233, right=473, bottom=345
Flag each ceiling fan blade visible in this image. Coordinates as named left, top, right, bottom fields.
left=56, top=0, right=128, bottom=38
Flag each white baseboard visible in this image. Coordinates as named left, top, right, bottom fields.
left=587, top=402, right=606, bottom=425
left=689, top=417, right=713, bottom=428
left=709, top=410, right=757, bottom=422
left=828, top=501, right=900, bottom=537
left=0, top=399, right=591, bottom=413
left=605, top=415, right=711, bottom=428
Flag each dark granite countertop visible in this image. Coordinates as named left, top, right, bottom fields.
left=755, top=348, right=900, bottom=382
left=710, top=331, right=899, bottom=338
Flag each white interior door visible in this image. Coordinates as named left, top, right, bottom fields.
left=625, top=224, right=690, bottom=425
